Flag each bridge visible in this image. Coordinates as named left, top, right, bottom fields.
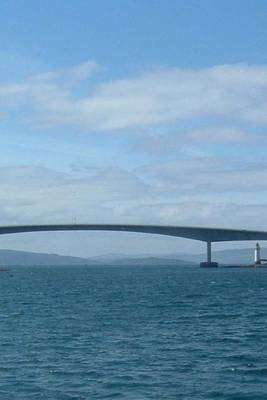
left=1, top=224, right=267, bottom=267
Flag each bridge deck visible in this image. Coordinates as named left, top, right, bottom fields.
left=0, top=224, right=267, bottom=243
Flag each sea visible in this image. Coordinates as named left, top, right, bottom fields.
left=0, top=264, right=267, bottom=399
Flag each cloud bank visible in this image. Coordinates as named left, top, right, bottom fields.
left=1, top=161, right=267, bottom=229
left=1, top=63, right=267, bottom=132
left=1, top=61, right=267, bottom=255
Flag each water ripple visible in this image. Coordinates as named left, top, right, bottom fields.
left=0, top=265, right=267, bottom=399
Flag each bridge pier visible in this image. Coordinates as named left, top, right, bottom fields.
left=200, top=241, right=218, bottom=267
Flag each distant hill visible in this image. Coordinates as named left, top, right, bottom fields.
left=0, top=249, right=95, bottom=266
left=106, top=256, right=195, bottom=266
left=90, top=247, right=261, bottom=265
left=0, top=246, right=263, bottom=266
left=0, top=249, right=195, bottom=267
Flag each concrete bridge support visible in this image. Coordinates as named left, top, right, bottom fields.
left=200, top=241, right=219, bottom=267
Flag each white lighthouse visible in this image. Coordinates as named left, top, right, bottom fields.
left=254, top=242, right=261, bottom=265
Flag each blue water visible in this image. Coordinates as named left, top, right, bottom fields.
left=1, top=265, right=267, bottom=399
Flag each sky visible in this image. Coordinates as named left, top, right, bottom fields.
left=1, top=0, right=267, bottom=257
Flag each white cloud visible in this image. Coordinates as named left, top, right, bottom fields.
left=185, top=127, right=253, bottom=143
left=0, top=165, right=151, bottom=225
left=0, top=161, right=267, bottom=227
left=139, top=158, right=267, bottom=194
left=132, top=126, right=255, bottom=156
left=119, top=201, right=267, bottom=230
left=1, top=63, right=267, bottom=131
left=32, top=60, right=99, bottom=86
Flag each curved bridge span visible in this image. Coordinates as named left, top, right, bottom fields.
left=1, top=224, right=267, bottom=267
left=0, top=223, right=267, bottom=242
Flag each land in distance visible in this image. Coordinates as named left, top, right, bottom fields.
left=0, top=249, right=193, bottom=266
left=0, top=246, right=264, bottom=266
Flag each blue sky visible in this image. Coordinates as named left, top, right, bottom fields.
left=1, top=0, right=267, bottom=257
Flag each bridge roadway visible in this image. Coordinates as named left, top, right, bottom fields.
left=1, top=224, right=267, bottom=267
